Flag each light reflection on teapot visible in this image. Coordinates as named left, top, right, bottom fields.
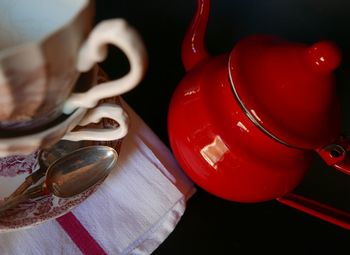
left=168, top=0, right=350, bottom=229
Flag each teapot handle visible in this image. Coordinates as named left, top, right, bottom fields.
left=276, top=193, right=350, bottom=230
left=316, top=135, right=350, bottom=175
left=281, top=135, right=350, bottom=230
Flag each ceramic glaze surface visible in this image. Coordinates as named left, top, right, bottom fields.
left=168, top=55, right=312, bottom=202
left=0, top=68, right=129, bottom=157
left=0, top=0, right=93, bottom=127
left=229, top=35, right=342, bottom=150
left=0, top=0, right=147, bottom=132
left=0, top=0, right=86, bottom=48
left=168, top=0, right=350, bottom=204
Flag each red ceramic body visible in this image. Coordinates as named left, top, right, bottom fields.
left=168, top=0, right=350, bottom=230
left=168, top=0, right=346, bottom=203
left=229, top=35, right=342, bottom=150
left=168, top=53, right=314, bottom=202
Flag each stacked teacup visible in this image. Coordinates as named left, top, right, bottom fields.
left=0, top=0, right=147, bottom=157
left=0, top=0, right=147, bottom=229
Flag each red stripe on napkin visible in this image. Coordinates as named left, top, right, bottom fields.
left=57, top=212, right=107, bottom=255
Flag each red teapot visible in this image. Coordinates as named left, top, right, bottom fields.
left=168, top=0, right=350, bottom=229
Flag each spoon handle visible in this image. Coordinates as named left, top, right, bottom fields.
left=0, top=185, right=45, bottom=213
left=6, top=167, right=47, bottom=200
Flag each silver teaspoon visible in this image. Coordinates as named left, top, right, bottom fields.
left=6, top=140, right=88, bottom=200
left=0, top=145, right=117, bottom=213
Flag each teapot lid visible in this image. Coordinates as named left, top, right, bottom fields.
left=229, top=35, right=342, bottom=149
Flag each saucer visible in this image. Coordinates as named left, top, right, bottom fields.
left=0, top=95, right=123, bottom=232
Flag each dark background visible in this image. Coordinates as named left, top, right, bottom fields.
left=95, top=1, right=350, bottom=254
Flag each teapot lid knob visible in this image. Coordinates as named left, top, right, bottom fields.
left=307, top=41, right=341, bottom=72
left=229, top=36, right=342, bottom=149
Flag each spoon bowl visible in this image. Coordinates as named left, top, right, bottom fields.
left=0, top=145, right=117, bottom=213
left=5, top=140, right=89, bottom=200
left=47, top=146, right=117, bottom=198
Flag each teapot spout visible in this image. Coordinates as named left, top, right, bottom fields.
left=182, top=0, right=211, bottom=71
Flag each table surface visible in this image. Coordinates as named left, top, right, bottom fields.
left=96, top=1, right=350, bottom=254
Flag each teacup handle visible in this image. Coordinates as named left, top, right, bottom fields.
left=62, top=103, right=128, bottom=141
left=62, top=19, right=147, bottom=114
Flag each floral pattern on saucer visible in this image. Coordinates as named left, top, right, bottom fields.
left=0, top=69, right=124, bottom=232
left=0, top=152, right=38, bottom=177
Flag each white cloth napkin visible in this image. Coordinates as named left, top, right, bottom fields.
left=0, top=101, right=195, bottom=255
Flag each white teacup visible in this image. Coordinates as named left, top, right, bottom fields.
left=0, top=68, right=129, bottom=157
left=0, top=0, right=147, bottom=130
left=0, top=101, right=128, bottom=157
